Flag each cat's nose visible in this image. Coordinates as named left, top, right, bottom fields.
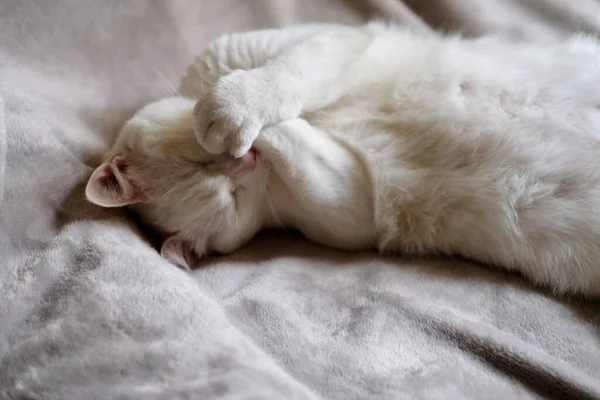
left=235, top=148, right=257, bottom=171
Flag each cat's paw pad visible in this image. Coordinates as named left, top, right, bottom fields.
left=194, top=70, right=266, bottom=158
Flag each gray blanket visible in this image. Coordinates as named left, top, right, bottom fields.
left=1, top=1, right=600, bottom=399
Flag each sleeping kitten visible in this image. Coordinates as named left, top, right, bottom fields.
left=87, top=22, right=600, bottom=296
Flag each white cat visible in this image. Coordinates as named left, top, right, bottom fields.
left=86, top=22, right=600, bottom=296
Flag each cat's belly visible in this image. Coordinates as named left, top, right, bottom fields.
left=365, top=128, right=600, bottom=295
left=304, top=34, right=600, bottom=294
left=317, top=87, right=600, bottom=294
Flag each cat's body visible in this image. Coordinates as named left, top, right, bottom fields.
left=87, top=22, right=600, bottom=296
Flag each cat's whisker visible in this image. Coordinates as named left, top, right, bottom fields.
left=152, top=67, right=178, bottom=97
left=155, top=177, right=190, bottom=202
left=182, top=75, right=197, bottom=99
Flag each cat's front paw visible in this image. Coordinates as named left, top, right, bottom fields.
left=193, top=70, right=259, bottom=157
left=194, top=69, right=301, bottom=158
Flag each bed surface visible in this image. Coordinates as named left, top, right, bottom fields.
left=1, top=1, right=600, bottom=399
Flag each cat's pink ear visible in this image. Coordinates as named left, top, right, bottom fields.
left=160, top=236, right=200, bottom=271
left=85, top=155, right=143, bottom=208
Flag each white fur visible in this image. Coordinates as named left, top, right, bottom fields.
left=87, top=23, right=600, bottom=296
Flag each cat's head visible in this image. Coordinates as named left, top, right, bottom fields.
left=85, top=96, right=270, bottom=270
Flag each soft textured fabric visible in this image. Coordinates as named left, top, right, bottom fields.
left=1, top=1, right=599, bottom=399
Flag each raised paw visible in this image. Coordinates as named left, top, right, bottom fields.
left=193, top=68, right=301, bottom=158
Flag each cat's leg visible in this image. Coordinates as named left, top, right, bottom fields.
left=255, top=119, right=362, bottom=197
left=181, top=24, right=343, bottom=99
left=194, top=25, right=375, bottom=157
left=254, top=119, right=377, bottom=248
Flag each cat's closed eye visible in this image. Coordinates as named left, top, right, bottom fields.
left=190, top=158, right=213, bottom=167
left=190, top=153, right=230, bottom=168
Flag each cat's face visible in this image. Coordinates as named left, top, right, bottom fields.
left=86, top=97, right=270, bottom=269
